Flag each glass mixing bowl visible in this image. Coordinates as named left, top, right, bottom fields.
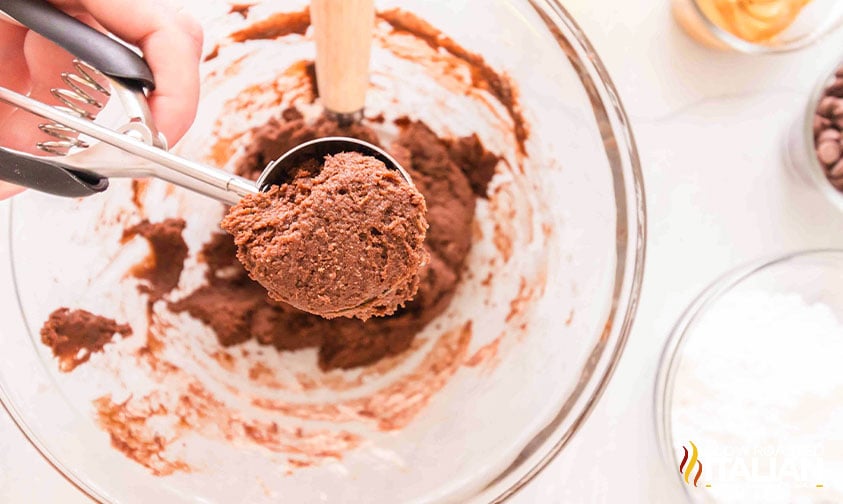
left=0, top=0, right=645, bottom=502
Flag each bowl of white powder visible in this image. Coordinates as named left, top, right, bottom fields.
left=656, top=249, right=843, bottom=503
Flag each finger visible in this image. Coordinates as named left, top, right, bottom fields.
left=0, top=182, right=25, bottom=200
left=0, top=22, right=30, bottom=125
left=78, top=0, right=203, bottom=145
left=1, top=29, right=81, bottom=153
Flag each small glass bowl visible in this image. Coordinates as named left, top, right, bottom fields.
left=655, top=249, right=843, bottom=502
left=671, top=0, right=843, bottom=53
left=785, top=57, right=843, bottom=212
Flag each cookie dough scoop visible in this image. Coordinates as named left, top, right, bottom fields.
left=223, top=150, right=428, bottom=321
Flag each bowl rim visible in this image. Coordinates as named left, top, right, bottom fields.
left=0, top=1, right=648, bottom=502
left=652, top=248, right=843, bottom=502
left=475, top=0, right=647, bottom=501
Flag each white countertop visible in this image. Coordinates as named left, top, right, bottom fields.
left=4, top=0, right=843, bottom=502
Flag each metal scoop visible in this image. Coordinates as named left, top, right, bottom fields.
left=0, top=0, right=411, bottom=205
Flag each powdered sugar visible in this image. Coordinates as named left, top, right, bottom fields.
left=671, top=290, right=843, bottom=503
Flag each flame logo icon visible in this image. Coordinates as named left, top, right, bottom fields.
left=679, top=441, right=703, bottom=487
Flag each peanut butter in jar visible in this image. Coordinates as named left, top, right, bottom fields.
left=671, top=0, right=833, bottom=51
left=698, top=0, right=811, bottom=42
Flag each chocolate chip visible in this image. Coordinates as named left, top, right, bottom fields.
left=814, top=115, right=832, bottom=136
left=828, top=78, right=843, bottom=97
left=830, top=159, right=843, bottom=179
left=818, top=140, right=841, bottom=166
left=818, top=129, right=842, bottom=143
left=819, top=96, right=839, bottom=117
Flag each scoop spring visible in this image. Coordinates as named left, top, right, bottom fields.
left=36, top=59, right=109, bottom=155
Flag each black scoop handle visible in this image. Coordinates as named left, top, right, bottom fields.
left=0, top=147, right=108, bottom=197
left=0, top=0, right=155, bottom=89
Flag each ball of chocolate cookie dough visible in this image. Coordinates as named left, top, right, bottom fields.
left=221, top=152, right=428, bottom=320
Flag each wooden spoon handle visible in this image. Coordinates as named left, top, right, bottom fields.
left=311, top=0, right=375, bottom=121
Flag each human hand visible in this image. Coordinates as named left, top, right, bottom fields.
left=0, top=0, right=204, bottom=199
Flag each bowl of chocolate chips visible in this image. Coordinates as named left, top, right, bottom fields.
left=790, top=59, right=843, bottom=210
left=0, top=0, right=644, bottom=502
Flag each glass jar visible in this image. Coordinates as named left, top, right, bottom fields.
left=672, top=0, right=843, bottom=52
